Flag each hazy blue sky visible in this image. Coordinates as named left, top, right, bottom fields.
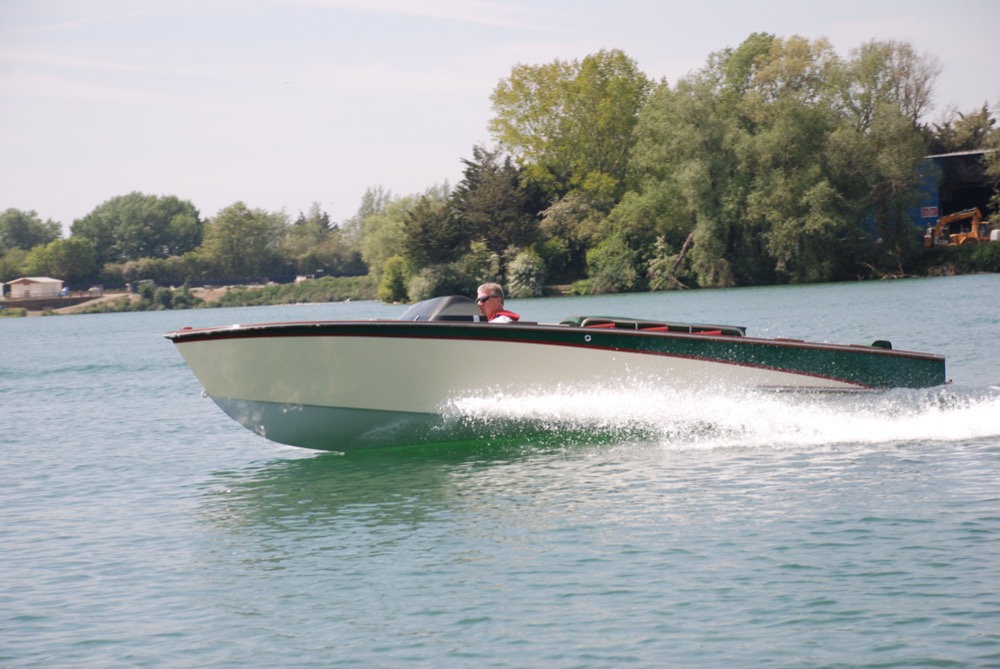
left=2, top=0, right=998, bottom=230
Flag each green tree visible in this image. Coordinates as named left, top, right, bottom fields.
left=833, top=39, right=940, bottom=272
left=629, top=34, right=939, bottom=287
left=929, top=104, right=996, bottom=153
left=108, top=252, right=208, bottom=288
left=738, top=36, right=850, bottom=283
left=569, top=49, right=654, bottom=199
left=22, top=237, right=97, bottom=285
left=952, top=103, right=995, bottom=149
left=200, top=202, right=288, bottom=280
left=603, top=188, right=689, bottom=284
left=342, top=185, right=394, bottom=246
left=286, top=203, right=333, bottom=253
left=71, top=192, right=203, bottom=265
left=284, top=202, right=364, bottom=276
left=358, top=199, right=408, bottom=282
left=451, top=145, right=536, bottom=260
left=586, top=235, right=639, bottom=294
left=0, top=247, right=29, bottom=281
left=489, top=58, right=574, bottom=194
left=357, top=185, right=449, bottom=282
left=537, top=192, right=606, bottom=281
left=984, top=110, right=1000, bottom=217
left=403, top=194, right=464, bottom=267
left=0, top=208, right=61, bottom=252
left=490, top=49, right=652, bottom=200
left=454, top=240, right=502, bottom=289
left=630, top=35, right=774, bottom=288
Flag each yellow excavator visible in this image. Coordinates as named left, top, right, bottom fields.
left=924, top=207, right=993, bottom=247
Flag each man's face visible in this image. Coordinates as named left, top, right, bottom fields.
left=477, top=292, right=499, bottom=318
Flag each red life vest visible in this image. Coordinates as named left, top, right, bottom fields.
left=489, top=310, right=520, bottom=323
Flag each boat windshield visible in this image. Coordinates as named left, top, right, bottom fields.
left=398, top=295, right=481, bottom=322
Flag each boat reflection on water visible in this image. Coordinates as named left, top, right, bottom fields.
left=198, top=383, right=999, bottom=535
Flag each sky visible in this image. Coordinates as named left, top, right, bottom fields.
left=2, top=0, right=999, bottom=232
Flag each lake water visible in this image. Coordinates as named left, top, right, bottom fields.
left=2, top=274, right=999, bottom=668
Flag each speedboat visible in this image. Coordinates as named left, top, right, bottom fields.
left=165, top=295, right=946, bottom=452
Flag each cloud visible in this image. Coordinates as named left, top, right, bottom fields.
left=283, top=0, right=557, bottom=31
left=1, top=6, right=169, bottom=36
left=0, top=67, right=186, bottom=107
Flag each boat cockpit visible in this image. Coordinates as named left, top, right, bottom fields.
left=397, top=295, right=746, bottom=336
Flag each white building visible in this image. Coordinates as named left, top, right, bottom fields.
left=4, top=277, right=64, bottom=299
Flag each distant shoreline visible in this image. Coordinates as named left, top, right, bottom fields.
left=3, top=264, right=996, bottom=318
left=4, top=286, right=230, bottom=317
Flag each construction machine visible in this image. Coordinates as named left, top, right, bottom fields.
left=924, top=207, right=993, bottom=247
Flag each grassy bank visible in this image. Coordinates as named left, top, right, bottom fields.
left=209, top=275, right=377, bottom=308
left=70, top=275, right=378, bottom=315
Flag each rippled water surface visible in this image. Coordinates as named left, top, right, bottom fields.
left=2, top=275, right=999, bottom=667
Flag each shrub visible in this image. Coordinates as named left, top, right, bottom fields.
left=971, top=241, right=1000, bottom=272
left=407, top=264, right=471, bottom=302
left=378, top=256, right=409, bottom=303
left=586, top=235, right=639, bottom=294
left=209, top=275, right=376, bottom=307
left=506, top=247, right=546, bottom=298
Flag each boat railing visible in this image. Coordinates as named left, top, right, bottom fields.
left=561, top=316, right=745, bottom=337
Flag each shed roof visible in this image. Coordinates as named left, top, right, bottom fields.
left=5, top=276, right=63, bottom=286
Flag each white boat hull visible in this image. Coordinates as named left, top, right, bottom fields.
left=166, top=295, right=944, bottom=451
left=174, top=332, right=881, bottom=451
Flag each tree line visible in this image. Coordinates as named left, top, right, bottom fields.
left=3, top=34, right=999, bottom=303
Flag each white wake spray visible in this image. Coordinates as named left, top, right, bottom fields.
left=444, top=384, right=1000, bottom=451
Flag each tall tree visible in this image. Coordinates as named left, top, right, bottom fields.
left=983, top=115, right=1000, bottom=217
left=342, top=185, right=394, bottom=246
left=200, top=202, right=288, bottom=280
left=0, top=208, right=61, bottom=252
left=629, top=34, right=940, bottom=287
left=738, top=36, right=849, bottom=283
left=0, top=248, right=29, bottom=282
left=357, top=186, right=448, bottom=280
left=22, top=237, right=97, bottom=285
left=490, top=49, right=652, bottom=200
left=833, top=39, right=940, bottom=270
left=451, top=145, right=536, bottom=257
left=630, top=34, right=779, bottom=288
left=929, top=104, right=996, bottom=153
left=286, top=202, right=333, bottom=252
left=838, top=40, right=939, bottom=129
left=489, top=58, right=574, bottom=192
left=283, top=202, right=363, bottom=275
left=71, top=192, right=203, bottom=265
left=402, top=195, right=464, bottom=267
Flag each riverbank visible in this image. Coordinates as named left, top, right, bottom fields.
left=4, top=286, right=230, bottom=317
left=5, top=242, right=997, bottom=317
left=6, top=276, right=377, bottom=316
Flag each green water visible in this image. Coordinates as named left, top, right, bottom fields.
left=2, top=275, right=999, bottom=667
